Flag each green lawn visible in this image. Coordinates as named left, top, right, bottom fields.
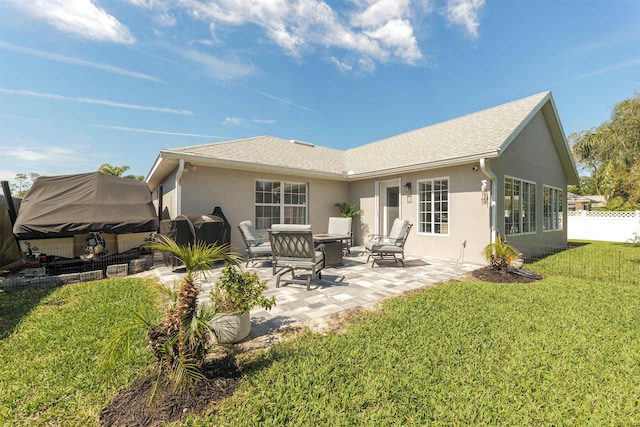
left=1, top=241, right=639, bottom=425
left=0, top=278, right=158, bottom=426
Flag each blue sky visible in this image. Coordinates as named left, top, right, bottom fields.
left=0, top=0, right=638, bottom=183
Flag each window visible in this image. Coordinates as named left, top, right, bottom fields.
left=255, top=180, right=307, bottom=229
left=417, top=178, right=449, bottom=235
left=543, top=186, right=563, bottom=231
left=504, top=177, right=536, bottom=235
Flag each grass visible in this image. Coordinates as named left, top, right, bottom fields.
left=0, top=278, right=159, bottom=426
left=1, top=241, right=639, bottom=425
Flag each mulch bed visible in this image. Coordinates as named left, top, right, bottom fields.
left=100, top=355, right=242, bottom=427
left=470, top=266, right=542, bottom=283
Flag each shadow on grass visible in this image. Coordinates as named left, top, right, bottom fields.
left=0, top=287, right=55, bottom=340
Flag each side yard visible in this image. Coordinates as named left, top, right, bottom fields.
left=1, top=241, right=639, bottom=425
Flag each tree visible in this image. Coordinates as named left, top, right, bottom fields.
left=98, top=163, right=144, bottom=181
left=10, top=172, right=40, bottom=198
left=569, top=92, right=640, bottom=208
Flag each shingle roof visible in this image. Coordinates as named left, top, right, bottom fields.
left=155, top=91, right=560, bottom=181
left=345, top=91, right=549, bottom=175
left=165, top=136, right=347, bottom=175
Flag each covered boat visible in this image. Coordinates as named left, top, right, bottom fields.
left=13, top=172, right=158, bottom=259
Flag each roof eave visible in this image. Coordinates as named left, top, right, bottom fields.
left=161, top=150, right=349, bottom=181
left=346, top=152, right=499, bottom=180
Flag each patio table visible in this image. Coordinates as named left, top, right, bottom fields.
left=313, top=233, right=349, bottom=267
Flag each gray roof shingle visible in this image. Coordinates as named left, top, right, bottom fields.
left=160, top=91, right=552, bottom=178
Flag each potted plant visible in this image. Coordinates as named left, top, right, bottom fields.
left=208, top=263, right=276, bottom=344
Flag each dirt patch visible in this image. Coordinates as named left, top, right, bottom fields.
left=100, top=354, right=241, bottom=427
left=468, top=266, right=541, bottom=283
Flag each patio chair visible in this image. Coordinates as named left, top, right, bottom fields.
left=327, top=216, right=352, bottom=255
left=365, top=219, right=413, bottom=267
left=268, top=224, right=325, bottom=291
left=238, top=220, right=272, bottom=269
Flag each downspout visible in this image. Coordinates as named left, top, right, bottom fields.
left=480, top=158, right=497, bottom=244
left=175, top=159, right=185, bottom=217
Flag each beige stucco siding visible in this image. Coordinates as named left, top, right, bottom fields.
left=178, top=167, right=349, bottom=252
left=350, top=163, right=490, bottom=264
left=491, top=110, right=569, bottom=254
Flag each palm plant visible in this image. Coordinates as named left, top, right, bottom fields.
left=482, top=233, right=522, bottom=272
left=102, top=235, right=240, bottom=396
left=145, top=236, right=239, bottom=388
left=334, top=202, right=363, bottom=218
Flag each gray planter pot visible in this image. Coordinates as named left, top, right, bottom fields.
left=209, top=311, right=251, bottom=344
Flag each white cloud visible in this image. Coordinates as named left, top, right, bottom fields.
left=445, top=0, right=485, bottom=38
left=0, top=41, right=163, bottom=83
left=2, top=142, right=98, bottom=178
left=330, top=57, right=353, bottom=73
left=0, top=88, right=193, bottom=115
left=8, top=0, right=135, bottom=44
left=224, top=117, right=244, bottom=125
left=123, top=0, right=176, bottom=26
left=93, top=124, right=227, bottom=138
left=176, top=0, right=425, bottom=67
left=179, top=49, right=255, bottom=80
left=240, top=86, right=316, bottom=112
left=223, top=117, right=276, bottom=126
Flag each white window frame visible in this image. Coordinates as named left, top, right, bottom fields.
left=543, top=185, right=563, bottom=231
left=255, top=179, right=308, bottom=229
left=504, top=175, right=537, bottom=236
left=416, top=177, right=450, bottom=236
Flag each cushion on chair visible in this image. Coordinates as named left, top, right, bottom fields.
left=328, top=217, right=352, bottom=236
left=271, top=224, right=312, bottom=232
left=365, top=241, right=404, bottom=253
left=238, top=220, right=262, bottom=245
left=387, top=219, right=410, bottom=242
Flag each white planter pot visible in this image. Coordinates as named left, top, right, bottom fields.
left=209, top=311, right=251, bottom=344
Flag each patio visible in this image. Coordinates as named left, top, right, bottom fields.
left=148, top=248, right=482, bottom=342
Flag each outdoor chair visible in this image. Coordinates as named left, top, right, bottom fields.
left=365, top=219, right=413, bottom=267
left=268, top=224, right=325, bottom=291
left=238, top=220, right=272, bottom=269
left=327, top=216, right=352, bottom=255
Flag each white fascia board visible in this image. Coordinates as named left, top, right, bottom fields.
left=161, top=151, right=348, bottom=181
left=346, top=152, right=499, bottom=181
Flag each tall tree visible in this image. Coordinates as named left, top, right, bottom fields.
left=10, top=172, right=40, bottom=198
left=569, top=92, right=640, bottom=208
left=98, top=163, right=144, bottom=180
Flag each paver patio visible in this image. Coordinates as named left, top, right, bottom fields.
left=148, top=248, right=482, bottom=341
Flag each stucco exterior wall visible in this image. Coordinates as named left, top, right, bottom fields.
left=490, top=110, right=569, bottom=255
left=177, top=167, right=349, bottom=252
left=155, top=169, right=177, bottom=219
left=350, top=163, right=491, bottom=264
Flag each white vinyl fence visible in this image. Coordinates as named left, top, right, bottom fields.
left=567, top=210, right=640, bottom=243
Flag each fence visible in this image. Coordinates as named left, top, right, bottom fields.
left=527, top=243, right=640, bottom=286
left=567, top=210, right=640, bottom=243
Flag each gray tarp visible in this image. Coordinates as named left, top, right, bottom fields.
left=13, top=172, right=158, bottom=239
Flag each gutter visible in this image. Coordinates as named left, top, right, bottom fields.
left=176, top=159, right=185, bottom=216
left=479, top=158, right=497, bottom=244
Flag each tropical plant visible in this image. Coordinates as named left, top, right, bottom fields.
left=102, top=235, right=239, bottom=396
left=334, top=202, right=363, bottom=218
left=98, top=163, right=144, bottom=180
left=482, top=233, right=522, bottom=272
left=209, top=263, right=276, bottom=314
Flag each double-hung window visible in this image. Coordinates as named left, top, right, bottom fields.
left=417, top=178, right=449, bottom=235
left=504, top=177, right=536, bottom=235
left=543, top=186, right=563, bottom=231
left=255, top=180, right=307, bottom=229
